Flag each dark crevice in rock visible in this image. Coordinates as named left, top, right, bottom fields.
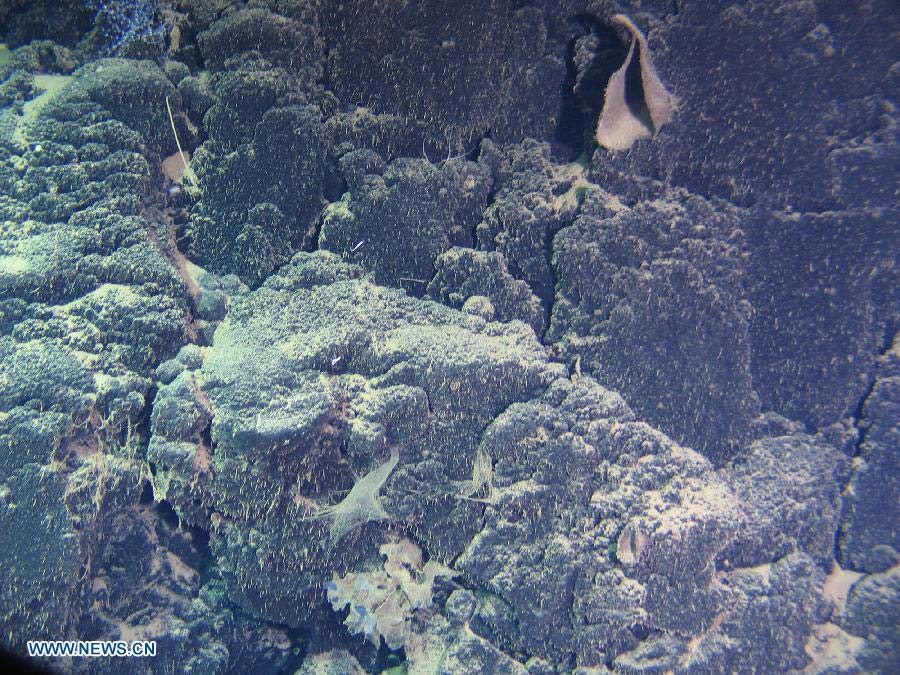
left=621, top=29, right=652, bottom=131
left=849, top=327, right=896, bottom=458
left=833, top=522, right=847, bottom=569
left=540, top=211, right=562, bottom=344
left=834, top=326, right=897, bottom=568
left=556, top=15, right=627, bottom=158
left=155, top=498, right=181, bottom=529
left=139, top=479, right=155, bottom=505
left=135, top=380, right=159, bottom=450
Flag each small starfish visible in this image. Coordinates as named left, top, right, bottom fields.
left=299, top=448, right=400, bottom=544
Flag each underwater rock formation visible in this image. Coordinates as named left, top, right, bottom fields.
left=839, top=336, right=900, bottom=574
left=722, top=431, right=850, bottom=568
left=321, top=0, right=566, bottom=148
left=319, top=156, right=492, bottom=290
left=428, top=246, right=546, bottom=335
left=747, top=208, right=896, bottom=430
left=459, top=375, right=741, bottom=667
left=0, top=56, right=190, bottom=663
left=475, top=139, right=583, bottom=310
left=149, top=251, right=564, bottom=626
left=549, top=186, right=758, bottom=461
left=0, top=0, right=896, bottom=672
left=186, top=7, right=327, bottom=286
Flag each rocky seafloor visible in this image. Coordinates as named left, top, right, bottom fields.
left=0, top=0, right=897, bottom=673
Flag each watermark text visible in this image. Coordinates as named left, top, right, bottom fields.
left=27, top=640, right=157, bottom=658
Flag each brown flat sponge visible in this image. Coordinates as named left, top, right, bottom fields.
left=595, top=14, right=678, bottom=151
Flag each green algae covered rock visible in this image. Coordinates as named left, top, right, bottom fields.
left=149, top=250, right=563, bottom=626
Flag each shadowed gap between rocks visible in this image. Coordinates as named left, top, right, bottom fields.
left=556, top=14, right=629, bottom=158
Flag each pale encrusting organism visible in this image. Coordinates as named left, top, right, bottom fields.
left=595, top=14, right=678, bottom=150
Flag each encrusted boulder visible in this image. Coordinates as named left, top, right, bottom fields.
left=319, top=157, right=491, bottom=290
left=148, top=251, right=563, bottom=625
left=549, top=188, right=757, bottom=460
left=839, top=336, right=900, bottom=573
left=458, top=375, right=741, bottom=668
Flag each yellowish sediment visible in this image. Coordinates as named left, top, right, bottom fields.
left=13, top=74, right=72, bottom=148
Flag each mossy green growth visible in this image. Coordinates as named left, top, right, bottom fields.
left=575, top=148, right=591, bottom=170
left=13, top=74, right=72, bottom=149
left=575, top=185, right=589, bottom=205
left=608, top=521, right=626, bottom=564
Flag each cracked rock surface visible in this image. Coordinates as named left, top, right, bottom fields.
left=0, top=0, right=896, bottom=672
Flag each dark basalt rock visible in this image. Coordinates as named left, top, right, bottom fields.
left=839, top=336, right=900, bottom=574
left=549, top=187, right=757, bottom=461
left=722, top=432, right=850, bottom=569
left=475, top=139, right=581, bottom=310
left=840, top=566, right=900, bottom=672
left=747, top=208, right=897, bottom=431
left=186, top=5, right=327, bottom=286
left=590, top=0, right=899, bottom=212
left=319, top=157, right=492, bottom=291
left=321, top=0, right=566, bottom=148
left=0, top=1, right=896, bottom=671
left=459, top=375, right=740, bottom=668
left=428, top=246, right=546, bottom=336
left=0, top=54, right=206, bottom=665
left=148, top=251, right=563, bottom=625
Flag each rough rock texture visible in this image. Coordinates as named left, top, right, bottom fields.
left=581, top=0, right=899, bottom=434
left=0, top=54, right=298, bottom=672
left=0, top=40, right=78, bottom=110
left=722, top=433, right=850, bottom=569
left=321, top=0, right=567, bottom=148
left=149, top=251, right=564, bottom=626
left=0, top=464, right=80, bottom=644
left=2, top=0, right=94, bottom=52
left=549, top=187, right=758, bottom=461
left=323, top=107, right=428, bottom=168
left=1, top=1, right=897, bottom=672
left=459, top=375, right=741, bottom=667
left=748, top=208, right=897, bottom=430
left=705, top=554, right=825, bottom=673
left=187, top=6, right=327, bottom=286
left=607, top=555, right=824, bottom=672
left=590, top=0, right=899, bottom=212
left=0, top=56, right=179, bottom=657
left=839, top=336, right=900, bottom=573
left=0, top=56, right=187, bottom=469
left=476, top=139, right=582, bottom=309
left=59, top=458, right=280, bottom=674
left=427, top=247, right=546, bottom=335
left=839, top=566, right=900, bottom=672
left=296, top=649, right=367, bottom=675
left=320, top=156, right=492, bottom=290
